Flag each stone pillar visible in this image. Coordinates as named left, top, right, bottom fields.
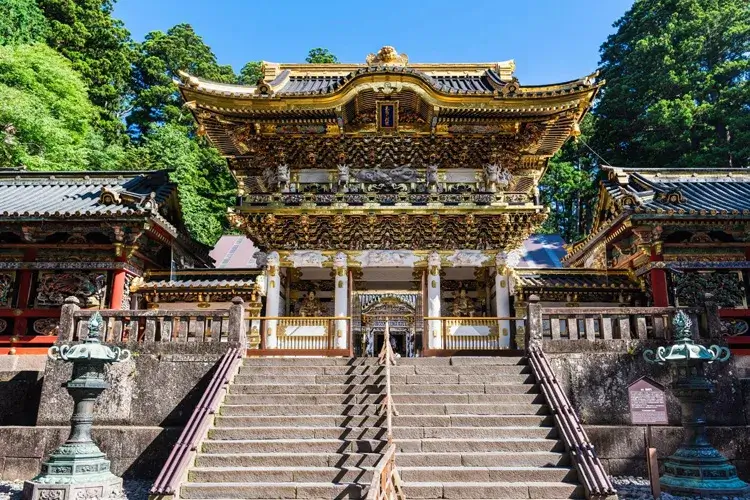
left=265, top=252, right=281, bottom=349
left=427, top=251, right=442, bottom=349
left=228, top=297, right=247, bottom=348
left=333, top=252, right=348, bottom=349
left=525, top=294, right=543, bottom=350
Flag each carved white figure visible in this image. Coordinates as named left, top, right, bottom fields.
left=276, top=164, right=290, bottom=192
left=336, top=164, right=350, bottom=192
left=498, top=168, right=512, bottom=190
left=447, top=250, right=488, bottom=268
left=484, top=163, right=500, bottom=192
left=266, top=251, right=280, bottom=268
left=333, top=252, right=348, bottom=269
left=357, top=250, right=417, bottom=267
left=428, top=251, right=441, bottom=268
left=426, top=164, right=439, bottom=192
left=288, top=251, right=326, bottom=268
left=496, top=249, right=522, bottom=269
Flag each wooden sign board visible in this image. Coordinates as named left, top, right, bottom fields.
left=628, top=376, right=668, bottom=425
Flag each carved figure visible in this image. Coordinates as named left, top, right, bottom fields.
left=288, top=251, right=326, bottom=268
left=299, top=291, right=324, bottom=317
left=484, top=164, right=500, bottom=192
left=276, top=164, right=290, bottom=192
left=334, top=252, right=348, bottom=270
left=426, top=164, right=439, bottom=192
left=336, top=164, right=350, bottom=192
left=452, top=289, right=475, bottom=317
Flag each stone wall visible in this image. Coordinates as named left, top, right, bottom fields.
left=37, top=342, right=231, bottom=427
left=544, top=339, right=750, bottom=478
left=0, top=356, right=46, bottom=426
left=0, top=426, right=180, bottom=480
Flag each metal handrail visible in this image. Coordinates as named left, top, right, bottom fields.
left=367, top=319, right=405, bottom=500
left=149, top=347, right=243, bottom=498
left=527, top=345, right=617, bottom=500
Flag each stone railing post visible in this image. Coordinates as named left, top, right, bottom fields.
left=58, top=296, right=81, bottom=342
left=228, top=297, right=247, bottom=348
left=525, top=294, right=543, bottom=350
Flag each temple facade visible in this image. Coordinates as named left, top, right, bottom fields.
left=176, top=46, right=601, bottom=355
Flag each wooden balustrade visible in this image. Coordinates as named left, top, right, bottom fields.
left=424, top=316, right=523, bottom=351
left=247, top=316, right=352, bottom=356
left=538, top=307, right=705, bottom=341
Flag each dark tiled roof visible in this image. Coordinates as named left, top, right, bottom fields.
left=0, top=170, right=176, bottom=218
left=606, top=171, right=750, bottom=214
left=274, top=67, right=505, bottom=96
left=139, top=279, right=258, bottom=289
left=515, top=271, right=639, bottom=290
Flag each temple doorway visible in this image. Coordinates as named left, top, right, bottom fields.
left=354, top=293, right=423, bottom=357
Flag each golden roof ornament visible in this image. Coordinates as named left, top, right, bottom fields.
left=366, top=46, right=408, bottom=66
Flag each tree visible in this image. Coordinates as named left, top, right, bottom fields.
left=129, top=123, right=235, bottom=245
left=593, top=0, right=750, bottom=170
left=127, top=23, right=238, bottom=245
left=238, top=61, right=263, bottom=85
left=0, top=0, right=47, bottom=46
left=0, top=44, right=122, bottom=170
left=37, top=0, right=134, bottom=141
left=129, top=23, right=236, bottom=136
left=306, top=47, right=338, bottom=64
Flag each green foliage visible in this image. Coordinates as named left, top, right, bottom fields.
left=37, top=0, right=134, bottom=141
left=539, top=115, right=600, bottom=242
left=0, top=44, right=122, bottom=170
left=129, top=23, right=236, bottom=136
left=0, top=0, right=47, bottom=46
left=239, top=61, right=263, bottom=85
left=131, top=124, right=235, bottom=245
left=127, top=23, right=237, bottom=245
left=306, top=47, right=338, bottom=63
left=672, top=271, right=746, bottom=307
left=593, top=0, right=750, bottom=169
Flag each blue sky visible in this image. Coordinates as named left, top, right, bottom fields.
left=114, top=0, right=634, bottom=84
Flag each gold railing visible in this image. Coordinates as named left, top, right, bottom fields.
left=424, top=316, right=524, bottom=350
left=260, top=316, right=351, bottom=351
left=367, top=319, right=405, bottom=500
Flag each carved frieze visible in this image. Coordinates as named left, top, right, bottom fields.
left=35, top=271, right=107, bottom=308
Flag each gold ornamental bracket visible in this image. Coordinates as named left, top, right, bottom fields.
left=366, top=46, right=409, bottom=66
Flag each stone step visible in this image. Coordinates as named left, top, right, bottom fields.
left=180, top=481, right=367, bottom=499
left=202, top=438, right=384, bottom=454
left=393, top=384, right=540, bottom=394
left=401, top=481, right=584, bottom=499
left=397, top=452, right=570, bottom=467
left=395, top=437, right=563, bottom=453
left=398, top=466, right=577, bottom=483
left=218, top=403, right=550, bottom=417
left=195, top=452, right=382, bottom=468
left=240, top=356, right=525, bottom=367
left=228, top=384, right=383, bottom=395
left=187, top=466, right=373, bottom=484
left=223, top=392, right=545, bottom=405
left=238, top=364, right=530, bottom=376
left=212, top=414, right=553, bottom=428
left=231, top=374, right=535, bottom=385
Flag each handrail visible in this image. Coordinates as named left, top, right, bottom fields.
left=423, top=316, right=524, bottom=320
left=527, top=345, right=617, bottom=500
left=149, top=347, right=243, bottom=499
left=368, top=319, right=405, bottom=500
left=540, top=306, right=701, bottom=315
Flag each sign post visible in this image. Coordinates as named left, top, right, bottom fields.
left=628, top=376, right=668, bottom=499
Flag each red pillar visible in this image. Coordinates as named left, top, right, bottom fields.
left=13, top=248, right=36, bottom=336
left=649, top=250, right=669, bottom=307
left=109, top=268, right=127, bottom=310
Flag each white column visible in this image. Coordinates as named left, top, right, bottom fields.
left=427, top=251, right=442, bottom=349
left=265, top=251, right=281, bottom=348
left=495, top=250, right=521, bottom=349
left=333, top=252, right=348, bottom=349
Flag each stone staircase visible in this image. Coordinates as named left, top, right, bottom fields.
left=179, top=356, right=584, bottom=499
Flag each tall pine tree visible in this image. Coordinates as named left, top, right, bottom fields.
left=593, top=0, right=750, bottom=170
